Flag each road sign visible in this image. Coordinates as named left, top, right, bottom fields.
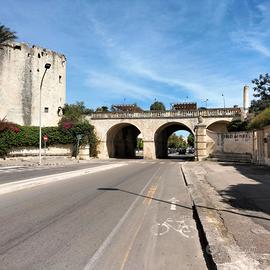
left=43, top=135, right=48, bottom=142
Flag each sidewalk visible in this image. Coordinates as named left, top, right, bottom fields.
left=182, top=161, right=270, bottom=270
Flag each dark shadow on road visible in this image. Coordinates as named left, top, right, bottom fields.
left=97, top=187, right=270, bottom=221
left=98, top=187, right=192, bottom=211
left=217, top=162, right=270, bottom=217
left=166, top=154, right=195, bottom=161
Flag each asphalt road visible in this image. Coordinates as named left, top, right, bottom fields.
left=0, top=162, right=113, bottom=184
left=0, top=160, right=207, bottom=270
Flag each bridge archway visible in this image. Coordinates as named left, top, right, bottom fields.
left=106, top=123, right=142, bottom=158
left=207, top=120, right=229, bottom=133
left=154, top=122, right=194, bottom=159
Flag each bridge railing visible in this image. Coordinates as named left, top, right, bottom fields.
left=89, top=108, right=242, bottom=119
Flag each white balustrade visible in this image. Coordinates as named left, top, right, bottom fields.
left=90, top=108, right=241, bottom=119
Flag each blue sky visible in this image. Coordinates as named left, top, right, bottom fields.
left=1, top=0, right=270, bottom=110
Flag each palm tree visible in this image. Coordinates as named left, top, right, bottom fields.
left=0, top=24, right=17, bottom=45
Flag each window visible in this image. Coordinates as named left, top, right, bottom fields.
left=44, top=107, right=49, bottom=113
left=59, top=75, right=62, bottom=83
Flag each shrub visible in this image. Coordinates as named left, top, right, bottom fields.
left=0, top=124, right=98, bottom=158
left=0, top=118, right=20, bottom=132
left=248, top=108, right=270, bottom=129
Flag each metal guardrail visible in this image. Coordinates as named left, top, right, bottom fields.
left=89, top=108, right=242, bottom=119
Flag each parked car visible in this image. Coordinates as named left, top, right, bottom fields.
left=179, top=148, right=186, bottom=155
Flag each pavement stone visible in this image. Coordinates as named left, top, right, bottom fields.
left=182, top=161, right=270, bottom=270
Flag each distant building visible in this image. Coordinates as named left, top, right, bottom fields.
left=0, top=42, right=66, bottom=126
left=111, top=104, right=143, bottom=113
left=171, top=102, right=197, bottom=111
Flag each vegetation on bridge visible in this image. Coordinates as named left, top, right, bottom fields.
left=248, top=108, right=270, bottom=129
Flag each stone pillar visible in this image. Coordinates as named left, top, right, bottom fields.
left=79, top=144, right=90, bottom=160
left=143, top=140, right=156, bottom=159
left=195, top=124, right=207, bottom=161
left=98, top=141, right=109, bottom=159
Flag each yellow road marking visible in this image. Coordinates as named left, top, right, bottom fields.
left=119, top=215, right=145, bottom=270
left=143, top=185, right=157, bottom=205
left=120, top=184, right=158, bottom=270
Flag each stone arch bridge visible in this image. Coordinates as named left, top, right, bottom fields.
left=87, top=108, right=242, bottom=160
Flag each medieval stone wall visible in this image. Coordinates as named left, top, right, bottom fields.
left=0, top=42, right=66, bottom=126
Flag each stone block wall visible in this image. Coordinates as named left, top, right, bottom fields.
left=8, top=144, right=73, bottom=157
left=206, top=130, right=254, bottom=156
left=254, top=125, right=270, bottom=166
left=0, top=42, right=66, bottom=126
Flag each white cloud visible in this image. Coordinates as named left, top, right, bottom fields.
left=230, top=2, right=270, bottom=58
left=83, top=1, right=257, bottom=108
left=85, top=71, right=178, bottom=102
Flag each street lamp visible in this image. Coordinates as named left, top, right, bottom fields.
left=203, top=98, right=208, bottom=108
left=39, top=63, right=51, bottom=165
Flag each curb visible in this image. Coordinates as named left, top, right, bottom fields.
left=0, top=163, right=127, bottom=195
left=181, top=164, right=261, bottom=270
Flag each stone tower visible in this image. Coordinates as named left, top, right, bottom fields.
left=243, top=85, right=249, bottom=115
left=0, top=42, right=66, bottom=126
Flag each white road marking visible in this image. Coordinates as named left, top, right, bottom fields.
left=83, top=167, right=161, bottom=270
left=151, top=217, right=196, bottom=238
left=169, top=197, right=179, bottom=210
left=0, top=166, right=25, bottom=170
left=0, top=166, right=50, bottom=174
left=0, top=163, right=127, bottom=195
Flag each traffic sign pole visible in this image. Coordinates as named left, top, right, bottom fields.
left=43, top=135, right=48, bottom=159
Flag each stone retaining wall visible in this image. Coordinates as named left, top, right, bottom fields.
left=8, top=144, right=73, bottom=157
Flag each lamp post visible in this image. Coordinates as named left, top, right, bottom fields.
left=203, top=98, right=208, bottom=108
left=39, top=63, right=51, bottom=165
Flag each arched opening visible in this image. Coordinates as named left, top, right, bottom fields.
left=207, top=120, right=229, bottom=133
left=154, top=122, right=194, bottom=159
left=106, top=123, right=143, bottom=158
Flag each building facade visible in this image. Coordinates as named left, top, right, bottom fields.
left=0, top=42, right=66, bottom=126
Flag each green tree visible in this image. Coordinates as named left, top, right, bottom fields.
left=150, top=101, right=166, bottom=111
left=96, top=106, right=109, bottom=112
left=59, top=102, right=93, bottom=125
left=0, top=24, right=17, bottom=45
left=227, top=120, right=248, bottom=132
left=58, top=102, right=98, bottom=157
left=187, top=134, right=194, bottom=147
left=168, top=133, right=187, bottom=149
left=250, top=73, right=270, bottom=114
left=136, top=138, right=143, bottom=150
